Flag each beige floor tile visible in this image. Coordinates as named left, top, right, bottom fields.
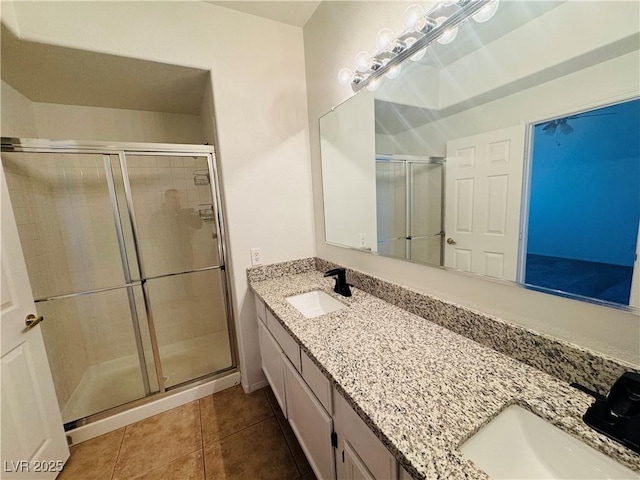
left=275, top=410, right=312, bottom=476
left=203, top=417, right=299, bottom=480
left=130, top=450, right=204, bottom=480
left=112, top=401, right=202, bottom=480
left=58, top=428, right=124, bottom=480
left=199, top=385, right=272, bottom=445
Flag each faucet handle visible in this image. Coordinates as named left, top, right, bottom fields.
left=324, top=268, right=345, bottom=277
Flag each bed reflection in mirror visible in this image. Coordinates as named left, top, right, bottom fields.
left=319, top=0, right=640, bottom=309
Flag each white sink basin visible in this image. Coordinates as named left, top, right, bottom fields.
left=286, top=290, right=346, bottom=318
left=461, top=405, right=638, bottom=479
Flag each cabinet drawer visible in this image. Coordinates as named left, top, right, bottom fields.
left=301, top=350, right=332, bottom=414
left=257, top=320, right=287, bottom=417
left=334, top=390, right=397, bottom=480
left=284, top=359, right=335, bottom=480
left=254, top=295, right=266, bottom=323
left=267, top=310, right=301, bottom=371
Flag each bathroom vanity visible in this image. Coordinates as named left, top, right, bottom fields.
left=249, top=259, right=640, bottom=480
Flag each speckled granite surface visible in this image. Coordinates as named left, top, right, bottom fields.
left=248, top=265, right=640, bottom=479
left=315, top=259, right=639, bottom=395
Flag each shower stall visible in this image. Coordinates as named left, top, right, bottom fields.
left=376, top=155, right=445, bottom=266
left=1, top=138, right=237, bottom=428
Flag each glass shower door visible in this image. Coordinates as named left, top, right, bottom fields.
left=121, top=154, right=232, bottom=389
left=1, top=152, right=156, bottom=424
left=409, top=162, right=444, bottom=265
left=376, top=160, right=407, bottom=259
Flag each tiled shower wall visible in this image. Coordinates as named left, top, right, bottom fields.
left=4, top=152, right=230, bottom=412
left=126, top=155, right=227, bottom=348
left=3, top=154, right=91, bottom=409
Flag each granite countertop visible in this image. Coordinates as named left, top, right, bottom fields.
left=249, top=270, right=640, bottom=479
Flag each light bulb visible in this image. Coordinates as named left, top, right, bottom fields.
left=410, top=47, right=427, bottom=62
left=435, top=17, right=458, bottom=45
left=404, top=37, right=427, bottom=62
left=337, top=68, right=354, bottom=86
left=366, top=78, right=381, bottom=91
left=384, top=65, right=402, bottom=79
left=376, top=28, right=395, bottom=51
left=415, top=15, right=437, bottom=34
left=388, top=39, right=406, bottom=55
left=354, top=51, right=372, bottom=73
left=401, top=4, right=425, bottom=29
left=472, top=0, right=499, bottom=23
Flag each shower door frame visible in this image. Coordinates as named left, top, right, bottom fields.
left=1, top=137, right=239, bottom=427
left=375, top=154, right=446, bottom=265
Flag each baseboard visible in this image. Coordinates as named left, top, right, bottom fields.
left=244, top=378, right=269, bottom=393
left=66, top=371, right=241, bottom=445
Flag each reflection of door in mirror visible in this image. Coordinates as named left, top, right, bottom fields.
left=444, top=125, right=525, bottom=280
left=375, top=156, right=444, bottom=266
left=524, top=98, right=640, bottom=306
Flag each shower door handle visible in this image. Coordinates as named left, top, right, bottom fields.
left=25, top=314, right=44, bottom=330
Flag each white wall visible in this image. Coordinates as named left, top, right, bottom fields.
left=1, top=81, right=38, bottom=137
left=3, top=1, right=316, bottom=391
left=32, top=103, right=204, bottom=144
left=304, top=1, right=640, bottom=365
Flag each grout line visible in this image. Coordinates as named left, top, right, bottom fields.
left=109, top=426, right=127, bottom=480
left=202, top=414, right=275, bottom=447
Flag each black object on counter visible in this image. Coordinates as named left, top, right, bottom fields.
left=324, top=268, right=352, bottom=297
left=572, top=372, right=640, bottom=454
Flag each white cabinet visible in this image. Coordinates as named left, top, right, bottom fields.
left=267, top=310, right=301, bottom=371
left=301, top=350, right=332, bottom=414
left=333, top=390, right=397, bottom=480
left=255, top=293, right=400, bottom=480
left=284, top=359, right=335, bottom=480
left=398, top=466, right=413, bottom=480
left=257, top=318, right=287, bottom=417
left=342, top=440, right=376, bottom=480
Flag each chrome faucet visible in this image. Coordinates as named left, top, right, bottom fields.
left=324, top=268, right=352, bottom=297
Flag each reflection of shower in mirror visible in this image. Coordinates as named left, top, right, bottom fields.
left=193, top=169, right=210, bottom=185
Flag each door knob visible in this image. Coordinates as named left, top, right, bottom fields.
left=25, top=314, right=44, bottom=330
left=446, top=237, right=456, bottom=245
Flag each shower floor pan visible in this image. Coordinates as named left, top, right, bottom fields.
left=61, top=334, right=232, bottom=424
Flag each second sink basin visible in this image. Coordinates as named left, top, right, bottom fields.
left=460, top=405, right=638, bottom=479
left=286, top=290, right=346, bottom=318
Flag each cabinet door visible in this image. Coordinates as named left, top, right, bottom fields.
left=257, top=320, right=287, bottom=417
left=333, top=391, right=397, bottom=480
left=340, top=440, right=376, bottom=480
left=284, top=359, right=335, bottom=480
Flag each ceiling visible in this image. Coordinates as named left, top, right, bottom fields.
left=205, top=1, right=321, bottom=27
left=1, top=26, right=209, bottom=115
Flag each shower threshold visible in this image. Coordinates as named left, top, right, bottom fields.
left=62, top=334, right=232, bottom=425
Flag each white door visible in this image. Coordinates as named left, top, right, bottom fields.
left=1, top=163, right=69, bottom=479
left=341, top=441, right=375, bottom=480
left=283, top=359, right=334, bottom=480
left=444, top=125, right=526, bottom=281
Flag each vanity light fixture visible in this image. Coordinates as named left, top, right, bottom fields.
left=337, top=0, right=500, bottom=92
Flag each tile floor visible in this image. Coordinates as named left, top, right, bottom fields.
left=58, top=385, right=318, bottom=480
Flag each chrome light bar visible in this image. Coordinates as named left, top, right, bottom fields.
left=347, top=0, right=497, bottom=92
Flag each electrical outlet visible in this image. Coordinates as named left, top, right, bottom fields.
left=359, top=233, right=366, bottom=248
left=250, top=248, right=263, bottom=266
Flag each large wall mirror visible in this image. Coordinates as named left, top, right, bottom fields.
left=320, top=0, right=640, bottom=309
